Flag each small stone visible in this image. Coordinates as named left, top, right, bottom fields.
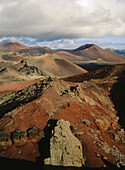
left=95, top=152, right=100, bottom=158
left=81, top=119, right=90, bottom=127
left=75, top=131, right=83, bottom=136
left=95, top=119, right=104, bottom=129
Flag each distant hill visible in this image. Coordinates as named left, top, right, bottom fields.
left=106, top=48, right=125, bottom=55
left=19, top=46, right=53, bottom=55
left=0, top=42, right=125, bottom=63
left=0, top=42, right=29, bottom=53
left=55, top=44, right=125, bottom=63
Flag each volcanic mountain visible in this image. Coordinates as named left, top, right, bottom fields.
left=67, top=44, right=125, bottom=62
left=0, top=42, right=29, bottom=53
left=54, top=44, right=125, bottom=63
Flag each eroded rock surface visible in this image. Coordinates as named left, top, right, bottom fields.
left=45, top=119, right=84, bottom=167
left=27, top=126, right=44, bottom=143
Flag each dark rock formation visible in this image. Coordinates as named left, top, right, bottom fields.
left=11, top=130, right=28, bottom=146
left=0, top=132, right=12, bottom=149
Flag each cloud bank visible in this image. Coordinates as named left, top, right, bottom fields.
left=0, top=0, right=125, bottom=40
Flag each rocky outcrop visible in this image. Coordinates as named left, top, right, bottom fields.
left=0, top=127, right=44, bottom=149
left=44, top=119, right=84, bottom=167
left=0, top=77, right=52, bottom=119
left=0, top=132, right=12, bottom=149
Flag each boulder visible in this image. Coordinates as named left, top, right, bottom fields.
left=11, top=129, right=28, bottom=146
left=0, top=132, right=12, bottom=149
left=44, top=119, right=85, bottom=167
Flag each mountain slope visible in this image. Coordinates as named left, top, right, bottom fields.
left=26, top=54, right=87, bottom=78
left=0, top=42, right=29, bottom=53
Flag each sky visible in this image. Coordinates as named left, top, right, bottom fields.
left=0, top=0, right=125, bottom=49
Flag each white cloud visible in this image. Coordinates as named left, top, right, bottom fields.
left=0, top=0, right=124, bottom=40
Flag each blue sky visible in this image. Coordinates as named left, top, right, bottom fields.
left=0, top=0, right=125, bottom=49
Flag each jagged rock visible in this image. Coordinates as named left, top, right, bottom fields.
left=117, top=129, right=125, bottom=143
left=113, top=134, right=120, bottom=142
left=27, top=127, right=44, bottom=143
left=0, top=132, right=12, bottom=149
left=44, top=119, right=85, bottom=167
left=11, top=129, right=28, bottom=146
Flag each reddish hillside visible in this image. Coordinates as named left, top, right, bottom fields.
left=0, top=42, right=29, bottom=53
left=56, top=51, right=84, bottom=61
left=55, top=44, right=125, bottom=63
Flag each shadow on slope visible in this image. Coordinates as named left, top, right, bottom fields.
left=0, top=157, right=123, bottom=170
left=73, top=62, right=116, bottom=71
left=36, top=119, right=58, bottom=165
left=110, top=73, right=125, bottom=129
